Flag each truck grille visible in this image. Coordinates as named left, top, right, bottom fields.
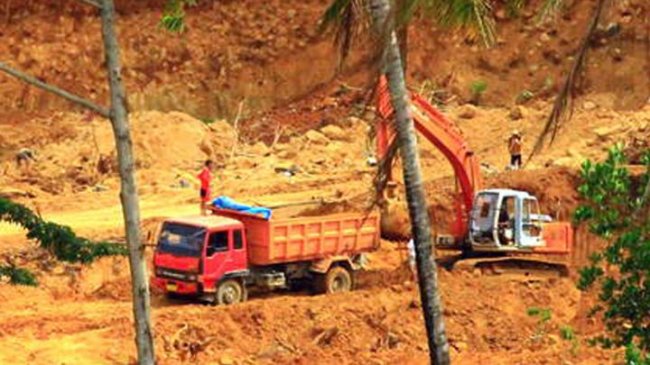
left=156, top=268, right=195, bottom=282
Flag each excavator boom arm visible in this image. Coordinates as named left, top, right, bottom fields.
left=376, top=76, right=483, bottom=239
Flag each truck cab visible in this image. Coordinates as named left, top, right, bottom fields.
left=469, top=189, right=546, bottom=251
left=151, top=216, right=249, bottom=304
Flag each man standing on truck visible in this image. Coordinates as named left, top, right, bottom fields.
left=508, top=131, right=523, bottom=170
left=197, top=160, right=214, bottom=215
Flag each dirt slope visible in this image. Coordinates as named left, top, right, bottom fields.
left=1, top=0, right=647, bottom=120
left=0, top=248, right=617, bottom=365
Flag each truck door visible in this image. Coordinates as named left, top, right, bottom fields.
left=517, top=198, right=543, bottom=247
left=203, top=229, right=247, bottom=291
left=230, top=229, right=247, bottom=271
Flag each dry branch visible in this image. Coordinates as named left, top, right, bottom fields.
left=529, top=0, right=606, bottom=160
left=0, top=62, right=110, bottom=117
left=229, top=100, right=246, bottom=161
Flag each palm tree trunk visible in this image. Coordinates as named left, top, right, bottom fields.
left=397, top=23, right=409, bottom=72
left=368, top=0, right=450, bottom=364
left=100, top=1, right=156, bottom=363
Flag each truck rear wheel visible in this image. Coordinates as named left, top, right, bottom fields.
left=215, top=279, right=246, bottom=305
left=315, top=266, right=353, bottom=294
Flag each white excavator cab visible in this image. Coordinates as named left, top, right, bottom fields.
left=469, top=189, right=546, bottom=252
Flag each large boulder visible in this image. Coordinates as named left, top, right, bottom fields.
left=305, top=130, right=330, bottom=145
left=320, top=124, right=347, bottom=141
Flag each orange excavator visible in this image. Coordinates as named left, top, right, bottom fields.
left=375, top=77, right=573, bottom=275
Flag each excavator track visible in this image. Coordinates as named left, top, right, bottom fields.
left=437, top=254, right=570, bottom=279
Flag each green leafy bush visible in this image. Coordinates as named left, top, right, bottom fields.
left=0, top=265, right=38, bottom=286
left=469, top=80, right=488, bottom=104
left=0, top=198, right=127, bottom=264
left=527, top=307, right=552, bottom=323
left=161, top=0, right=197, bottom=33
left=574, top=145, right=650, bottom=359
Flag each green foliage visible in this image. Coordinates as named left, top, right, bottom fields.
left=470, top=80, right=488, bottom=95
left=419, top=0, right=497, bottom=46
left=626, top=343, right=650, bottom=365
left=560, top=324, right=580, bottom=356
left=537, top=0, right=565, bottom=23
left=505, top=0, right=526, bottom=17
left=527, top=306, right=552, bottom=323
left=527, top=307, right=552, bottom=342
left=517, top=89, right=535, bottom=104
left=0, top=198, right=127, bottom=264
left=200, top=117, right=215, bottom=125
left=469, top=80, right=488, bottom=104
left=161, top=0, right=197, bottom=33
left=574, top=145, right=650, bottom=355
left=0, top=265, right=37, bottom=286
left=560, top=325, right=575, bottom=340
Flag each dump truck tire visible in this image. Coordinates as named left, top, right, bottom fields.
left=215, top=279, right=245, bottom=305
left=315, top=266, right=353, bottom=294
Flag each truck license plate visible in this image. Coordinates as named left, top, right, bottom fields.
left=166, top=283, right=177, bottom=292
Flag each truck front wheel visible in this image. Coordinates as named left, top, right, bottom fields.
left=315, top=266, right=353, bottom=294
left=215, top=279, right=246, bottom=305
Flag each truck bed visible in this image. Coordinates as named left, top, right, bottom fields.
left=211, top=208, right=380, bottom=266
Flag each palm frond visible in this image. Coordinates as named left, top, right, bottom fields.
left=529, top=0, right=607, bottom=160
left=319, top=0, right=371, bottom=69
left=395, top=0, right=421, bottom=26
left=505, top=0, right=526, bottom=18
left=537, top=0, right=565, bottom=23
left=420, top=0, right=496, bottom=47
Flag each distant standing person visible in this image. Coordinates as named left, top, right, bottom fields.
left=508, top=131, right=523, bottom=170
left=15, top=148, right=37, bottom=170
left=197, top=160, right=214, bottom=215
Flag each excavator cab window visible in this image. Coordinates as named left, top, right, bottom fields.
left=522, top=199, right=542, bottom=237
left=470, top=193, right=499, bottom=243
left=497, top=197, right=516, bottom=245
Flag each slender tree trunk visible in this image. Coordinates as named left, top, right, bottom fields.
left=1, top=4, right=154, bottom=361
left=394, top=0, right=409, bottom=72
left=100, top=1, right=155, bottom=364
left=397, top=23, right=409, bottom=72
left=369, top=0, right=450, bottom=364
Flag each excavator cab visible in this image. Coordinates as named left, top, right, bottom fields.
left=469, top=190, right=545, bottom=252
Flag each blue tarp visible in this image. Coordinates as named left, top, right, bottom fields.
left=212, top=196, right=272, bottom=220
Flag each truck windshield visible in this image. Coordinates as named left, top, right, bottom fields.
left=157, top=223, right=206, bottom=257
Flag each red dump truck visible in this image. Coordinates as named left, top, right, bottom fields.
left=151, top=208, right=380, bottom=305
